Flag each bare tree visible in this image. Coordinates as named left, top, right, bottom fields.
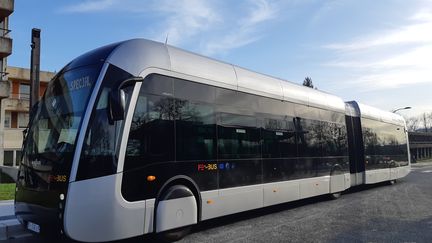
left=405, top=116, right=420, bottom=132
left=404, top=112, right=432, bottom=132
left=302, top=76, right=314, bottom=88
left=422, top=113, right=428, bottom=132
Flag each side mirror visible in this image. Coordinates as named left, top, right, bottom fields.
left=22, top=128, right=28, bottom=140
left=109, top=89, right=126, bottom=121
left=108, top=76, right=143, bottom=122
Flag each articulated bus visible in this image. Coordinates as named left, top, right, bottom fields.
left=15, top=39, right=410, bottom=242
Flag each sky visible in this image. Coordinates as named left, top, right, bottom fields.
left=7, top=0, right=432, bottom=118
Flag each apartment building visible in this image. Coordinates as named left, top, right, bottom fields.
left=0, top=0, right=14, bottom=166
left=0, top=66, right=54, bottom=166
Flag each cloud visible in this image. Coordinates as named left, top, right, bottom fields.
left=202, top=0, right=279, bottom=55
left=322, top=5, right=432, bottom=93
left=324, top=22, right=432, bottom=51
left=59, top=0, right=279, bottom=56
left=149, top=0, right=221, bottom=46
left=60, top=0, right=115, bottom=13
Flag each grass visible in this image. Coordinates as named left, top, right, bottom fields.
left=0, top=183, right=15, bottom=200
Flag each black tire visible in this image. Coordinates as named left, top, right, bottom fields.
left=329, top=191, right=342, bottom=200
left=156, top=226, right=192, bottom=242
left=329, top=166, right=343, bottom=200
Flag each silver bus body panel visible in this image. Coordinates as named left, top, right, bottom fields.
left=357, top=102, right=406, bottom=126
left=364, top=167, right=410, bottom=184
left=330, top=173, right=350, bottom=193
left=64, top=173, right=146, bottom=242
left=397, top=165, right=411, bottom=178
left=156, top=196, right=197, bottom=233
left=234, top=66, right=284, bottom=100
left=167, top=45, right=238, bottom=91
left=350, top=172, right=365, bottom=186
left=106, top=39, right=171, bottom=77
left=144, top=199, right=155, bottom=234
left=199, top=174, right=349, bottom=221
left=365, top=168, right=391, bottom=184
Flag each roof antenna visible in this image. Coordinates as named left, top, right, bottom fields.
left=165, top=33, right=169, bottom=45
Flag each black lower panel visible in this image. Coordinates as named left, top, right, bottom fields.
left=121, top=160, right=218, bottom=202
left=15, top=202, right=62, bottom=236
left=122, top=156, right=350, bottom=202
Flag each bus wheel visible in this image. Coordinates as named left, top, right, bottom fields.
left=155, top=185, right=197, bottom=242
left=329, top=192, right=342, bottom=200
left=157, top=226, right=192, bottom=242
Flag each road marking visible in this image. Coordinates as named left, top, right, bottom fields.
left=421, top=170, right=432, bottom=173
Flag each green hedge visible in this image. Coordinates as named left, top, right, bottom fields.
left=0, top=183, right=15, bottom=200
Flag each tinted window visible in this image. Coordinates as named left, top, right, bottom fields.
left=215, top=88, right=259, bottom=110
left=176, top=101, right=216, bottom=161
left=321, top=122, right=348, bottom=157
left=262, top=117, right=296, bottom=158
left=77, top=65, right=133, bottom=180
left=217, top=113, right=260, bottom=159
left=125, top=94, right=175, bottom=171
left=141, top=74, right=173, bottom=96
left=258, top=97, right=294, bottom=116
left=174, top=79, right=215, bottom=103
left=362, top=118, right=409, bottom=169
left=217, top=111, right=262, bottom=188
left=296, top=117, right=322, bottom=158
left=295, top=105, right=321, bottom=121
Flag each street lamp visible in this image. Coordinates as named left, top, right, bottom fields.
left=392, top=106, right=412, bottom=113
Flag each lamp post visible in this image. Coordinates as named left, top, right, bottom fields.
left=392, top=106, right=411, bottom=113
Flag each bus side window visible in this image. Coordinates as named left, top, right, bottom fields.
left=175, top=101, right=216, bottom=161
left=217, top=112, right=261, bottom=188
left=125, top=94, right=175, bottom=171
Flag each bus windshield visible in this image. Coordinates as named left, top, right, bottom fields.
left=19, top=65, right=101, bottom=189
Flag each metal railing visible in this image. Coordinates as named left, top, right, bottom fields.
left=0, top=27, right=11, bottom=36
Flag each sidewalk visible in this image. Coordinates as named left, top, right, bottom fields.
left=0, top=200, right=30, bottom=240
left=411, top=159, right=432, bottom=167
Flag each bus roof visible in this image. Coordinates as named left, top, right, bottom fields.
left=344, top=101, right=405, bottom=126
left=103, top=38, right=346, bottom=114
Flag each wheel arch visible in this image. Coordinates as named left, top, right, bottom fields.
left=153, top=175, right=202, bottom=233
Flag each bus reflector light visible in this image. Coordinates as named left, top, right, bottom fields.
left=207, top=200, right=213, bottom=204
left=147, top=175, right=156, bottom=182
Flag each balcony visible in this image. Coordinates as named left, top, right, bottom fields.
left=0, top=0, right=14, bottom=19
left=0, top=34, right=12, bottom=58
left=0, top=80, right=10, bottom=99
left=3, top=95, right=29, bottom=112
left=3, top=128, right=24, bottom=149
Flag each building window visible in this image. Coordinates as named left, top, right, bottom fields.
left=15, top=150, right=22, bottom=165
left=4, top=151, right=13, bottom=166
left=18, top=112, right=29, bottom=128
left=19, top=83, right=30, bottom=100
left=4, top=111, right=11, bottom=128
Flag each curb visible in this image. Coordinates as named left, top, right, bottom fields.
left=411, top=162, right=432, bottom=167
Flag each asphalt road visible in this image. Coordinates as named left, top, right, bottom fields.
left=6, top=163, right=432, bottom=243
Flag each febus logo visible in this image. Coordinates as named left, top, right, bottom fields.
left=69, top=76, right=91, bottom=91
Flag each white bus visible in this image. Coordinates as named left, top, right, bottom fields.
left=15, top=39, right=410, bottom=242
